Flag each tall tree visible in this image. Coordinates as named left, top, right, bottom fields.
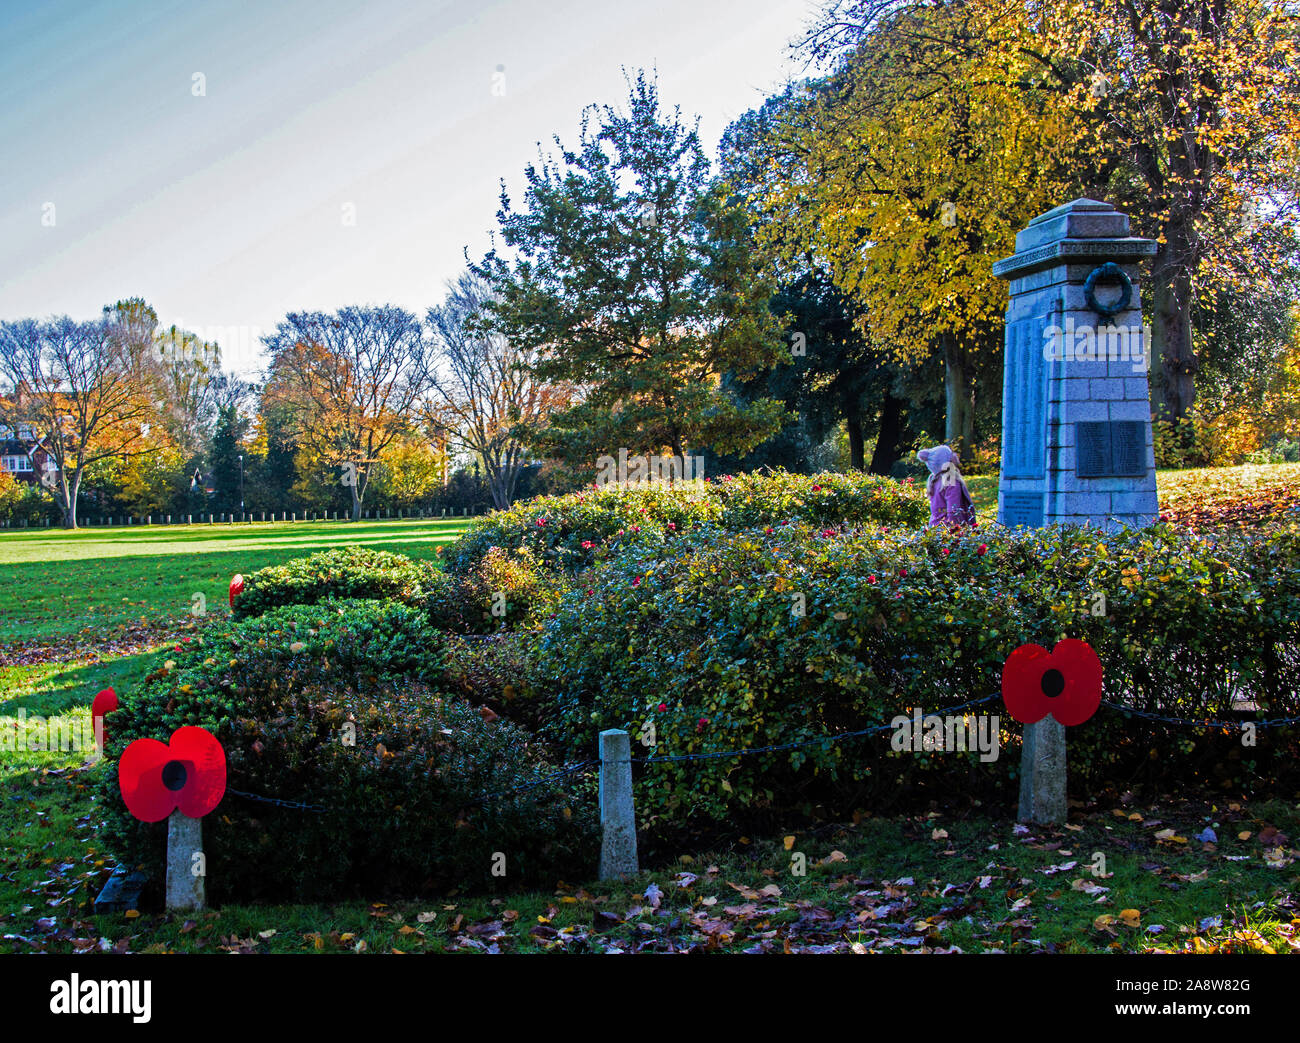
left=261, top=305, right=431, bottom=520
left=0, top=306, right=166, bottom=528
left=425, top=271, right=572, bottom=508
left=764, top=3, right=1084, bottom=453
left=473, top=71, right=790, bottom=469
left=803, top=0, right=1300, bottom=423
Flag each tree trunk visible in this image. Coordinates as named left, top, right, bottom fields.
left=1149, top=233, right=1197, bottom=421
left=350, top=478, right=361, bottom=522
left=845, top=407, right=865, bottom=471
left=943, top=335, right=974, bottom=455
left=58, top=469, right=78, bottom=529
left=868, top=390, right=904, bottom=475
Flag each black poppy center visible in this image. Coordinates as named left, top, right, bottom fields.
left=162, top=760, right=188, bottom=791
left=1040, top=668, right=1066, bottom=699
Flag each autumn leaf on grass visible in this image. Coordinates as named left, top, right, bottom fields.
left=783, top=836, right=796, bottom=851
left=728, top=882, right=761, bottom=900
left=1119, top=909, right=1141, bottom=928
left=416, top=911, right=437, bottom=924
left=1153, top=828, right=1187, bottom=845
left=643, top=883, right=663, bottom=909
left=931, top=828, right=949, bottom=842
left=1093, top=914, right=1117, bottom=936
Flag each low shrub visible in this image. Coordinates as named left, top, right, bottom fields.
left=425, top=546, right=570, bottom=634
left=95, top=603, right=594, bottom=901
left=530, top=521, right=1300, bottom=824
left=160, top=598, right=449, bottom=690
left=231, top=547, right=435, bottom=619
left=441, top=470, right=927, bottom=576
left=443, top=631, right=547, bottom=730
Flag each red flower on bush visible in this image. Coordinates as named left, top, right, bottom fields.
left=1001, top=640, right=1103, bottom=726
left=696, top=716, right=709, bottom=732
left=867, top=575, right=877, bottom=584
left=941, top=547, right=951, bottom=556
left=898, top=568, right=907, bottom=577
left=535, top=518, right=546, bottom=527
left=657, top=703, right=667, bottom=713
left=581, top=540, right=594, bottom=549
left=118, top=726, right=226, bottom=823
left=666, top=522, right=676, bottom=530
left=977, top=544, right=988, bottom=555
left=229, top=574, right=244, bottom=606
left=632, top=576, right=641, bottom=587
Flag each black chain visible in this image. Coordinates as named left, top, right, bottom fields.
left=226, top=787, right=330, bottom=813
left=1100, top=700, right=1300, bottom=732
left=470, top=759, right=597, bottom=805
left=219, top=693, right=1300, bottom=810
left=632, top=692, right=1003, bottom=766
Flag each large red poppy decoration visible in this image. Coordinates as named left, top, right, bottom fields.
left=1001, top=639, right=1103, bottom=726
left=118, top=726, right=226, bottom=822
left=229, top=574, right=244, bottom=607
left=91, top=687, right=118, bottom=747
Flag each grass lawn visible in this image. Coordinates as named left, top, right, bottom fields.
left=0, top=518, right=470, bottom=643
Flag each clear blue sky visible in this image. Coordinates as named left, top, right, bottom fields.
left=0, top=0, right=818, bottom=375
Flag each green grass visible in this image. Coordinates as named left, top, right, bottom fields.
left=0, top=518, right=470, bottom=643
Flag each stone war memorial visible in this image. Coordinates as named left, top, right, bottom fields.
left=992, top=199, right=1159, bottom=824
left=993, top=198, right=1160, bottom=533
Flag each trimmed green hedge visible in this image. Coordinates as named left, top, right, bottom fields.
left=95, top=600, right=594, bottom=900
left=231, top=547, right=435, bottom=619
left=529, top=520, right=1300, bottom=822
left=440, top=470, right=928, bottom=577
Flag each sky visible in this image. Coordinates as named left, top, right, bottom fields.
left=0, top=0, right=820, bottom=376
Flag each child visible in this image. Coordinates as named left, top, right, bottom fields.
left=917, top=444, right=977, bottom=528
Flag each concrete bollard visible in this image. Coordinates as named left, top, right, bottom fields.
left=165, top=810, right=205, bottom=911
left=1018, top=718, right=1067, bottom=825
left=598, top=729, right=639, bottom=880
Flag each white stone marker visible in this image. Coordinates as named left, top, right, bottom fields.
left=598, top=729, right=639, bottom=879
left=1018, top=718, right=1067, bottom=825
left=165, top=810, right=205, bottom=911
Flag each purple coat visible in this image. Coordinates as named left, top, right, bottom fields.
left=928, top=478, right=977, bottom=528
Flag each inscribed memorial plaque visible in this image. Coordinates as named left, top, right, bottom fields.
left=1001, top=492, right=1044, bottom=529
left=1076, top=421, right=1146, bottom=478
left=1001, top=319, right=1046, bottom=479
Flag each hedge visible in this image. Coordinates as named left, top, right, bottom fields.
left=528, top=520, right=1300, bottom=823
left=230, top=547, right=436, bottom=619
left=95, top=600, right=594, bottom=900
left=439, top=470, right=928, bottom=577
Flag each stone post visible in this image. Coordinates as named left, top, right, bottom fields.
left=165, top=810, right=205, bottom=911
left=598, top=729, right=638, bottom=879
left=1018, top=718, right=1067, bottom=825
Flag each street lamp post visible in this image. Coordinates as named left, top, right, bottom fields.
left=238, top=455, right=244, bottom=520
